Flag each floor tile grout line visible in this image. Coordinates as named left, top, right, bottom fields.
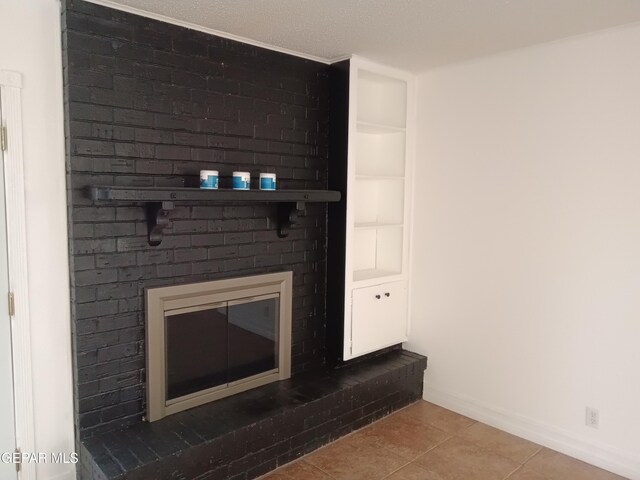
left=257, top=457, right=338, bottom=480
left=379, top=457, right=414, bottom=479
left=394, top=406, right=475, bottom=436
left=305, top=426, right=414, bottom=480
left=306, top=442, right=410, bottom=480
left=456, top=436, right=537, bottom=470
left=503, top=463, right=526, bottom=480
left=301, top=457, right=337, bottom=479
left=505, top=462, right=554, bottom=480
left=395, top=439, right=453, bottom=478
left=451, top=421, right=545, bottom=468
left=413, top=434, right=457, bottom=464
left=377, top=432, right=451, bottom=478
left=521, top=445, right=545, bottom=465
left=366, top=410, right=456, bottom=459
left=306, top=460, right=339, bottom=480
left=458, top=418, right=479, bottom=432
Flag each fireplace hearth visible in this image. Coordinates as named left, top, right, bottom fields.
left=80, top=349, right=427, bottom=480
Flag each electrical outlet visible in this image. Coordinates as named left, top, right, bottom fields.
left=586, top=406, right=599, bottom=429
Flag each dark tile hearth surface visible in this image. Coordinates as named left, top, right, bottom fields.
left=80, top=349, right=427, bottom=480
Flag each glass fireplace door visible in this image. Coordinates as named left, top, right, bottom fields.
left=147, top=271, right=292, bottom=421
left=165, top=303, right=228, bottom=400
left=228, top=294, right=279, bottom=383
left=164, top=294, right=280, bottom=401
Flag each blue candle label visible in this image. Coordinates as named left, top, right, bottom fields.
left=200, top=175, right=218, bottom=189
left=232, top=173, right=250, bottom=190
left=260, top=177, right=276, bottom=190
left=200, top=170, right=218, bottom=189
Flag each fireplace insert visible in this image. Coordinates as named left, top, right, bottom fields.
left=145, top=272, right=292, bottom=421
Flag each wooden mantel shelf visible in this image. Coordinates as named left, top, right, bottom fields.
left=90, top=186, right=341, bottom=203
left=88, top=186, right=342, bottom=246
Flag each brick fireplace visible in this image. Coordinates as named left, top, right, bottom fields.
left=62, top=1, right=427, bottom=478
left=64, top=0, right=330, bottom=439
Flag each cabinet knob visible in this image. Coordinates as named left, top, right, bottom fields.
left=375, top=294, right=381, bottom=299
left=385, top=292, right=390, bottom=297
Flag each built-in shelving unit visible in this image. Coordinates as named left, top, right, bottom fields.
left=327, top=56, right=415, bottom=362
left=89, top=186, right=341, bottom=245
left=352, top=70, right=408, bottom=288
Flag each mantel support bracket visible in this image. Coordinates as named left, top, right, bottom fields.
left=146, top=201, right=174, bottom=246
left=143, top=200, right=306, bottom=245
left=278, top=201, right=305, bottom=238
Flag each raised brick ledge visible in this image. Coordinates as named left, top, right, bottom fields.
left=80, top=349, right=427, bottom=480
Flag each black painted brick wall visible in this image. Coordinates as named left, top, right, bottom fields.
left=62, top=0, right=331, bottom=438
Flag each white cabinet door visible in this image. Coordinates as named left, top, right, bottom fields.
left=351, top=281, right=407, bottom=357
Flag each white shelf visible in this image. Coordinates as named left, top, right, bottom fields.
left=357, top=69, right=407, bottom=128
left=355, top=175, right=404, bottom=181
left=352, top=226, right=403, bottom=280
left=357, top=121, right=406, bottom=134
left=354, top=178, right=404, bottom=225
left=353, top=268, right=402, bottom=282
left=355, top=127, right=406, bottom=177
left=354, top=222, right=403, bottom=230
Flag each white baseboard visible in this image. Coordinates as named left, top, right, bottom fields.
left=424, top=386, right=640, bottom=480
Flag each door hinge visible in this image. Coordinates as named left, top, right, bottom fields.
left=8, top=292, right=15, bottom=317
left=1, top=125, right=7, bottom=152
left=15, top=447, right=21, bottom=473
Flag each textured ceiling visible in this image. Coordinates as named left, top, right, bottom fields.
left=90, top=0, right=640, bottom=71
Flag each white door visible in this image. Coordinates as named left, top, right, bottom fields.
left=0, top=100, right=18, bottom=480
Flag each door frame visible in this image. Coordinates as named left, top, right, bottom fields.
left=0, top=69, right=36, bottom=480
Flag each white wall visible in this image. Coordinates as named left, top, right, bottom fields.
left=0, top=1, right=76, bottom=479
left=409, top=24, right=640, bottom=479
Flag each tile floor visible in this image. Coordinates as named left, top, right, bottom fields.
left=261, top=401, right=626, bottom=480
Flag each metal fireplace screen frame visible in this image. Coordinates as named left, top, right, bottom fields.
left=145, top=272, right=292, bottom=421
